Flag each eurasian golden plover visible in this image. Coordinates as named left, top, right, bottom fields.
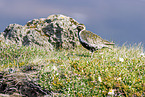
left=77, top=24, right=114, bottom=57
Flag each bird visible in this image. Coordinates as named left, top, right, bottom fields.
left=77, top=24, right=115, bottom=58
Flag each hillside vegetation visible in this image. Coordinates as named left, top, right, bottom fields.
left=0, top=42, right=145, bottom=96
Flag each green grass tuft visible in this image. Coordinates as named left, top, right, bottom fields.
left=0, top=42, right=145, bottom=96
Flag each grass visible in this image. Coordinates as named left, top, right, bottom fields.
left=0, top=42, right=145, bottom=96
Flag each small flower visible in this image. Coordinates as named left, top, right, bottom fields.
left=52, top=66, right=57, bottom=71
left=117, top=77, right=121, bottom=80
left=65, top=53, right=67, bottom=56
left=108, top=89, right=115, bottom=95
left=140, top=53, right=145, bottom=57
left=56, top=73, right=59, bottom=75
left=119, top=57, right=124, bottom=62
left=114, top=77, right=121, bottom=80
left=98, top=76, right=102, bottom=82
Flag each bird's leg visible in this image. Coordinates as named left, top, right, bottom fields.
left=91, top=51, right=94, bottom=58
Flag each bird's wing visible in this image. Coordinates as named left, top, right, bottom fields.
left=80, top=30, right=109, bottom=44
left=80, top=30, right=114, bottom=48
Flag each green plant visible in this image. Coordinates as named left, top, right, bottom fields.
left=0, top=42, right=144, bottom=96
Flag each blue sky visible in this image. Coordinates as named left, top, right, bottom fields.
left=0, top=0, right=145, bottom=47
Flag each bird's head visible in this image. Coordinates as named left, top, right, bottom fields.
left=77, top=24, right=86, bottom=31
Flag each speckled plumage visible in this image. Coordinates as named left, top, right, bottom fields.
left=77, top=24, right=114, bottom=57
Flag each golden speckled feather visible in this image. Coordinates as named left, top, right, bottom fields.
left=77, top=24, right=115, bottom=57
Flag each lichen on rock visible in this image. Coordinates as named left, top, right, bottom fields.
left=0, top=14, right=80, bottom=50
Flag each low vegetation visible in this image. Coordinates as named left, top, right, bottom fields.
left=0, top=42, right=145, bottom=96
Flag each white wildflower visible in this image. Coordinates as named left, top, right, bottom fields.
left=119, top=57, right=124, bottom=62
left=114, top=77, right=121, bottom=80
left=52, top=66, right=57, bottom=71
left=56, top=73, right=59, bottom=75
left=108, top=89, right=115, bottom=95
left=117, top=77, right=121, bottom=80
left=140, top=53, right=145, bottom=57
left=98, top=76, right=102, bottom=82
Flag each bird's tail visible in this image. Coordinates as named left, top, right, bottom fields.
left=103, top=41, right=115, bottom=49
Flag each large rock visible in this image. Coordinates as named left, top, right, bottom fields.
left=0, top=14, right=80, bottom=50
left=0, top=72, right=50, bottom=96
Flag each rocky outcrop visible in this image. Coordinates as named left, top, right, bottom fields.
left=0, top=72, right=50, bottom=96
left=0, top=14, right=80, bottom=50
